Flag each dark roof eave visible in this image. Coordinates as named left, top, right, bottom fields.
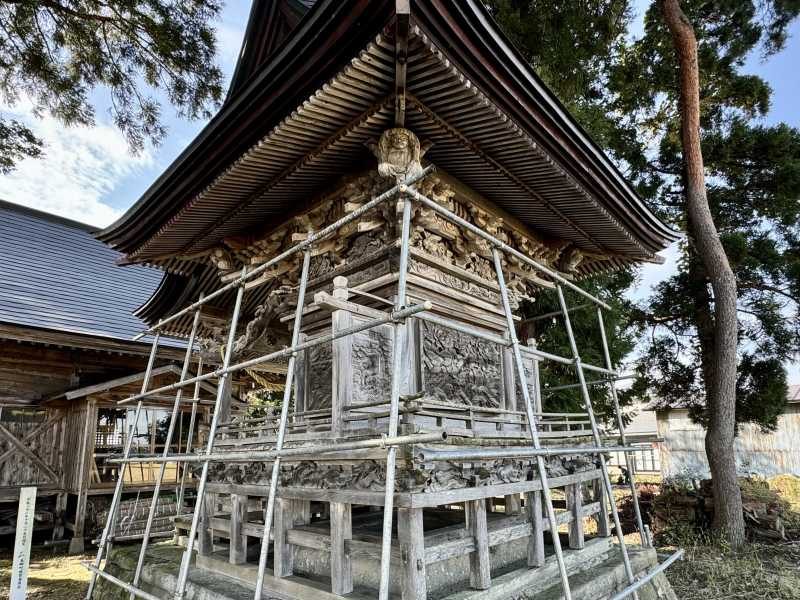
left=99, top=0, right=677, bottom=258
left=97, top=0, right=393, bottom=253
left=412, top=0, right=678, bottom=248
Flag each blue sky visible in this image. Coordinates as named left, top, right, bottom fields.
left=0, top=2, right=798, bottom=379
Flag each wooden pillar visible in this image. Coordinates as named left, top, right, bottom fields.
left=198, top=492, right=215, bottom=556
left=331, top=281, right=353, bottom=436
left=330, top=501, right=353, bottom=595
left=52, top=492, right=67, bottom=541
left=566, top=483, right=585, bottom=549
left=274, top=498, right=294, bottom=576
left=593, top=477, right=611, bottom=537
left=505, top=493, right=522, bottom=515
left=398, top=507, right=426, bottom=600
left=229, top=493, right=248, bottom=565
left=466, top=499, right=491, bottom=590
left=525, top=490, right=544, bottom=568
left=70, top=400, right=96, bottom=554
left=292, top=499, right=311, bottom=526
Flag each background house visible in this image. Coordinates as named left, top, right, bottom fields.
left=648, top=385, right=800, bottom=479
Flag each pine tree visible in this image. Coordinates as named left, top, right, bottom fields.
left=0, top=0, right=224, bottom=172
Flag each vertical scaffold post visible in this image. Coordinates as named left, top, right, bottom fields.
left=86, top=332, right=161, bottom=600
left=555, top=285, right=638, bottom=596
left=597, top=308, right=648, bottom=547
left=173, top=274, right=246, bottom=600
left=129, top=308, right=201, bottom=598
left=176, top=355, right=205, bottom=517
left=253, top=249, right=312, bottom=600
left=378, top=191, right=413, bottom=600
left=491, top=248, right=573, bottom=600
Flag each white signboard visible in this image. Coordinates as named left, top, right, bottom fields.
left=9, top=487, right=36, bottom=600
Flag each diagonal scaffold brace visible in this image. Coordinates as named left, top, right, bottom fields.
left=85, top=332, right=161, bottom=600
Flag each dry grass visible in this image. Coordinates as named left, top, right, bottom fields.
left=0, top=546, right=92, bottom=600
left=663, top=537, right=800, bottom=600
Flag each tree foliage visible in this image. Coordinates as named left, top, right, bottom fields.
left=486, top=1, right=800, bottom=435
left=0, top=0, right=224, bottom=170
left=616, top=1, right=800, bottom=433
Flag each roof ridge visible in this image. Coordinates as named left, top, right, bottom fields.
left=0, top=198, right=98, bottom=233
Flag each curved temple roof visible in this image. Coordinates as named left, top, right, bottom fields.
left=99, top=0, right=677, bottom=324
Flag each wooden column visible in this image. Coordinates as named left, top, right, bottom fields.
left=505, top=493, right=522, bottom=515
left=398, top=507, right=426, bottom=600
left=566, top=483, right=585, bottom=549
left=292, top=499, right=311, bottom=526
left=274, top=498, right=294, bottom=576
left=330, top=501, right=352, bottom=595
left=593, top=477, right=611, bottom=537
left=52, top=492, right=67, bottom=541
left=525, top=490, right=544, bottom=568
left=198, top=492, right=215, bottom=556
left=70, top=400, right=96, bottom=554
left=467, top=499, right=491, bottom=590
left=331, top=277, right=353, bottom=437
left=229, top=493, right=248, bottom=565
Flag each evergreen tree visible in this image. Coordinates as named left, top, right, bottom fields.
left=486, top=0, right=800, bottom=544
left=0, top=0, right=224, bottom=172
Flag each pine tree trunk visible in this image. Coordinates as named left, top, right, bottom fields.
left=660, top=0, right=745, bottom=547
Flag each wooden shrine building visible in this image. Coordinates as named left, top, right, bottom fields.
left=0, top=200, right=190, bottom=549
left=88, top=1, right=682, bottom=599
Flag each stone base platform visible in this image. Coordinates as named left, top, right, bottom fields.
left=97, top=537, right=676, bottom=600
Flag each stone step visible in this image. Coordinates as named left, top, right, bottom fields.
left=441, top=541, right=676, bottom=600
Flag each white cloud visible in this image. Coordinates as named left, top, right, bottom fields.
left=0, top=105, right=153, bottom=228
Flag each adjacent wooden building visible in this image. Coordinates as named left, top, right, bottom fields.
left=0, top=200, right=187, bottom=548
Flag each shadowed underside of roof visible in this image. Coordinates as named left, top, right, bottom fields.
left=0, top=200, right=164, bottom=343
left=97, top=0, right=678, bottom=328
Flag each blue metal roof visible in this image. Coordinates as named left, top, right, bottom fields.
left=0, top=200, right=165, bottom=342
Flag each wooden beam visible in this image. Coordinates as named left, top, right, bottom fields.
left=466, top=499, right=491, bottom=590
left=398, top=507, right=426, bottom=600
left=0, top=422, right=59, bottom=481
left=330, top=502, right=353, bottom=595
left=229, top=493, right=248, bottom=565
left=525, top=491, right=544, bottom=568
left=273, top=497, right=293, bottom=576
left=566, top=482, right=585, bottom=549
left=394, top=0, right=410, bottom=126
left=198, top=492, right=215, bottom=557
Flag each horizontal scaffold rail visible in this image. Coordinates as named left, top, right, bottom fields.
left=416, top=444, right=635, bottom=462
left=132, top=166, right=436, bottom=340
left=118, top=301, right=432, bottom=406
left=108, top=431, right=448, bottom=465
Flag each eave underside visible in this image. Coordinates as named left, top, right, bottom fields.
left=125, top=31, right=670, bottom=270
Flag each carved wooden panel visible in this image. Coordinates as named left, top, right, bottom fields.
left=420, top=320, right=503, bottom=408
left=306, top=342, right=332, bottom=411
left=351, top=327, right=392, bottom=405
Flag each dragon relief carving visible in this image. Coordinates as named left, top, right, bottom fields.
left=421, top=320, right=502, bottom=408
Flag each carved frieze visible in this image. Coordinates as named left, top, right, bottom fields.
left=200, top=453, right=596, bottom=493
